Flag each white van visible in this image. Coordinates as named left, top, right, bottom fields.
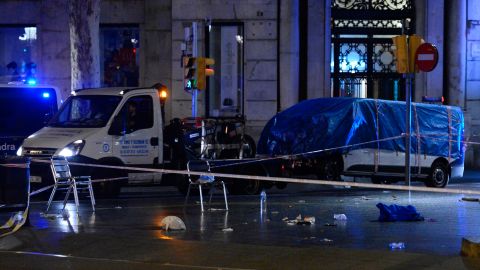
left=18, top=85, right=169, bottom=196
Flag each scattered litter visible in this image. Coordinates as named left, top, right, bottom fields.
left=383, top=191, right=391, bottom=194
left=283, top=215, right=316, bottom=225
left=321, top=238, right=333, bottom=242
left=298, top=200, right=306, bottom=203
left=160, top=216, right=186, bottom=231
left=304, top=216, right=315, bottom=224
left=114, top=206, right=122, bottom=209
left=376, top=203, right=424, bottom=222
left=253, top=219, right=257, bottom=223
left=40, top=212, right=60, bottom=220
left=242, top=222, right=248, bottom=225
left=333, top=214, right=347, bottom=221
left=461, top=197, right=480, bottom=202
left=222, top=227, right=234, bottom=232
left=271, top=211, right=280, bottom=215
left=324, top=223, right=337, bottom=227
left=392, top=195, right=398, bottom=200
left=310, top=236, right=316, bottom=239
left=389, top=242, right=406, bottom=250
left=361, top=196, right=373, bottom=200
left=288, top=205, right=293, bottom=208
left=209, top=208, right=224, bottom=211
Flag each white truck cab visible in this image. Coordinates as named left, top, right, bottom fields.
left=19, top=84, right=169, bottom=196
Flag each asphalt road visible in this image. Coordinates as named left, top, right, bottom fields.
left=1, top=179, right=480, bottom=269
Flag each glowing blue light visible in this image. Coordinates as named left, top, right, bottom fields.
left=42, top=92, right=50, bottom=98
left=27, top=79, right=36, bottom=85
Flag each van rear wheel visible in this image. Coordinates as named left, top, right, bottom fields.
left=426, top=161, right=449, bottom=188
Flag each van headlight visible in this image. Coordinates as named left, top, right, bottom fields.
left=58, top=140, right=85, bottom=157
left=16, top=146, right=23, bottom=156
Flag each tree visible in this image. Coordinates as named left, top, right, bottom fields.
left=69, top=0, right=100, bottom=90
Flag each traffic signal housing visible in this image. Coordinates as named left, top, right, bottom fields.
left=183, top=56, right=196, bottom=91
left=197, top=57, right=215, bottom=91
left=392, top=35, right=408, bottom=74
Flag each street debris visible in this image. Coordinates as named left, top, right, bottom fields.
left=333, top=214, right=347, bottom=221
left=321, top=238, right=333, bottom=242
left=389, top=242, right=406, bottom=250
left=283, top=214, right=316, bottom=225
left=114, top=206, right=122, bottom=209
left=298, top=200, right=306, bottom=203
left=222, top=227, right=234, bottom=232
left=377, top=203, right=424, bottom=222
left=160, top=216, right=186, bottom=231
left=271, top=211, right=280, bottom=215
left=324, top=223, right=337, bottom=227
left=40, top=212, right=61, bottom=220
left=361, top=196, right=373, bottom=200
left=461, top=197, right=480, bottom=202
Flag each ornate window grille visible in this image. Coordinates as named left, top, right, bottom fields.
left=331, top=0, right=415, bottom=100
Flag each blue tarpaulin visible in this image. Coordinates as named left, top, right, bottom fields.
left=257, top=98, right=464, bottom=160
left=376, top=203, right=424, bottom=222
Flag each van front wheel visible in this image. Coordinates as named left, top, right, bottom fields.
left=426, top=161, right=449, bottom=188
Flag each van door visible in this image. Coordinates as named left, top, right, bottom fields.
left=111, top=95, right=158, bottom=166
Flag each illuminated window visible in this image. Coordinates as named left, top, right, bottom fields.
left=0, top=26, right=37, bottom=83
left=100, top=26, right=139, bottom=87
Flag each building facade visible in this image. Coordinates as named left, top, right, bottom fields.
left=1, top=0, right=479, bottom=167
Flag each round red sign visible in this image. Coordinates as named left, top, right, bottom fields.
left=415, top=43, right=439, bottom=72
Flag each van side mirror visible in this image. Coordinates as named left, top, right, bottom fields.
left=108, top=115, right=124, bottom=136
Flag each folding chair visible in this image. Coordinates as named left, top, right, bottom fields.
left=46, top=157, right=95, bottom=213
left=184, top=160, right=228, bottom=212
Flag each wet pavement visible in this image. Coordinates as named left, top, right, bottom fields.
left=1, top=181, right=480, bottom=269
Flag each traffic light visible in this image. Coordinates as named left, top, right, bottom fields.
left=392, top=35, right=425, bottom=73
left=183, top=56, right=196, bottom=91
left=196, top=57, right=215, bottom=91
left=408, top=35, right=424, bottom=73
left=392, top=35, right=408, bottom=74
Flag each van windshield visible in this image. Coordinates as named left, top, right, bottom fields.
left=0, top=86, right=57, bottom=136
left=48, top=95, right=122, bottom=128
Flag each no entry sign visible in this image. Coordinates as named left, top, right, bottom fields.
left=415, top=43, right=438, bottom=72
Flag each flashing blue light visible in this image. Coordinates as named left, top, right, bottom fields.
left=27, top=79, right=37, bottom=85
left=42, top=92, right=50, bottom=98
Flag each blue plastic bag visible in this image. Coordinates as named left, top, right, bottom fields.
left=376, top=203, right=424, bottom=222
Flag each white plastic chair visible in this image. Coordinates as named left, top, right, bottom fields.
left=46, top=157, right=95, bottom=213
left=184, top=160, right=228, bottom=212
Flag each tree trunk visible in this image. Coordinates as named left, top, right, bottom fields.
left=69, top=0, right=100, bottom=90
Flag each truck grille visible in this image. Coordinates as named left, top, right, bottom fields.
left=23, top=147, right=57, bottom=157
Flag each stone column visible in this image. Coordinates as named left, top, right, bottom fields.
left=279, top=0, right=299, bottom=110
left=308, top=0, right=329, bottom=98
left=446, top=0, right=466, bottom=108
left=39, top=0, right=71, bottom=98
left=69, top=0, right=101, bottom=90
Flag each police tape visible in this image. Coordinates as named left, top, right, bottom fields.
left=29, top=157, right=480, bottom=196
left=0, top=209, right=29, bottom=238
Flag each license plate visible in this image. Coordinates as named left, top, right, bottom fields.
left=29, top=176, right=42, bottom=183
